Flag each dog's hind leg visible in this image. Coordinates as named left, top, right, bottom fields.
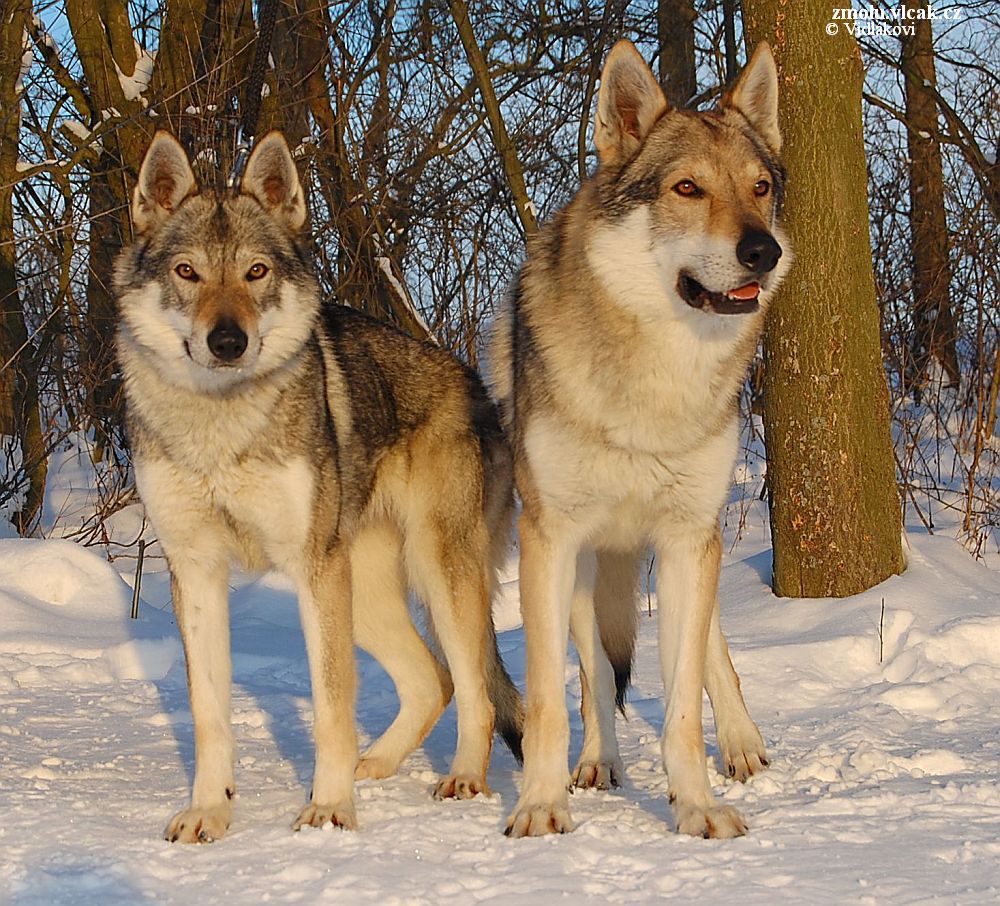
left=405, top=516, right=496, bottom=800
left=570, top=549, right=623, bottom=790
left=351, top=522, right=453, bottom=781
left=705, top=600, right=768, bottom=782
left=656, top=527, right=747, bottom=839
left=293, top=542, right=359, bottom=831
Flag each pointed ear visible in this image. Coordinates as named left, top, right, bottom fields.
left=595, top=40, right=668, bottom=167
left=722, top=42, right=781, bottom=153
left=132, top=132, right=197, bottom=234
left=241, top=132, right=307, bottom=232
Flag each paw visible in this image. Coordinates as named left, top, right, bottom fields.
left=164, top=803, right=232, bottom=844
left=571, top=760, right=621, bottom=791
left=718, top=723, right=768, bottom=782
left=355, top=753, right=400, bottom=781
left=433, top=774, right=490, bottom=800
left=504, top=801, right=574, bottom=837
left=673, top=801, right=747, bottom=839
left=293, top=799, right=357, bottom=832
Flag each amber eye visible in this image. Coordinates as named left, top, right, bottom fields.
left=174, top=263, right=198, bottom=281
left=673, top=180, right=701, bottom=197
left=246, top=262, right=270, bottom=281
left=754, top=179, right=771, bottom=197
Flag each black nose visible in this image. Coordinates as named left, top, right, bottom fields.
left=737, top=230, right=782, bottom=274
left=207, top=318, right=248, bottom=362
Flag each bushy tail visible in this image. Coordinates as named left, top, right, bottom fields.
left=480, top=389, right=524, bottom=762
left=487, top=630, right=524, bottom=762
left=593, top=549, right=642, bottom=714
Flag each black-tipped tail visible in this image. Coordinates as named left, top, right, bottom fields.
left=488, top=637, right=524, bottom=763
left=594, top=549, right=641, bottom=718
left=612, top=659, right=633, bottom=716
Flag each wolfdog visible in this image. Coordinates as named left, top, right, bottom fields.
left=115, top=131, right=523, bottom=842
left=490, top=40, right=790, bottom=838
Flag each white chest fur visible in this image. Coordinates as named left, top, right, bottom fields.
left=522, top=210, right=760, bottom=543
left=124, top=352, right=317, bottom=575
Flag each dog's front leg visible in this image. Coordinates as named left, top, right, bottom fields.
left=505, top=510, right=579, bottom=837
left=656, top=527, right=747, bottom=838
left=293, top=542, right=359, bottom=831
left=163, top=554, right=235, bottom=843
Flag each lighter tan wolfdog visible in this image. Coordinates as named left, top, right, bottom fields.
left=491, top=40, right=791, bottom=838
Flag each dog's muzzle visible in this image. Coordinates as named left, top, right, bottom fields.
left=679, top=228, right=782, bottom=315
left=207, top=317, right=249, bottom=363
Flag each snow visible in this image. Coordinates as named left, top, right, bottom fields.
left=1, top=515, right=998, bottom=902
left=115, top=42, right=155, bottom=103
left=15, top=159, right=56, bottom=173
left=16, top=29, right=33, bottom=97
left=61, top=119, right=91, bottom=142
left=376, top=256, right=434, bottom=339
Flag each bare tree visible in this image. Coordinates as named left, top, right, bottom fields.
left=4, top=0, right=996, bottom=558
left=1, top=0, right=47, bottom=531
left=658, top=0, right=697, bottom=105
left=900, top=3, right=961, bottom=396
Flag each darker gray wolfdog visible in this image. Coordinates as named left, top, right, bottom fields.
left=115, top=131, right=523, bottom=842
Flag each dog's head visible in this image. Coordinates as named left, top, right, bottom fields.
left=114, top=131, right=318, bottom=394
left=588, top=40, right=791, bottom=325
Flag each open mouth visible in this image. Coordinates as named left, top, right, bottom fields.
left=678, top=274, right=761, bottom=315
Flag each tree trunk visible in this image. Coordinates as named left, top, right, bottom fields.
left=722, top=0, right=738, bottom=83
left=1, top=0, right=47, bottom=532
left=66, top=0, right=151, bottom=462
left=148, top=0, right=255, bottom=162
left=658, top=0, right=696, bottom=106
left=900, top=6, right=960, bottom=396
left=743, top=0, right=905, bottom=596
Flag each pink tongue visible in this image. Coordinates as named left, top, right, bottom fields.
left=726, top=282, right=761, bottom=300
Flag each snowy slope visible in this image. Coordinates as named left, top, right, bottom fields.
left=1, top=524, right=998, bottom=904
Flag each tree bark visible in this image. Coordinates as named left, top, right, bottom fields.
left=1, top=0, right=47, bottom=532
left=900, top=6, right=960, bottom=395
left=658, top=0, right=696, bottom=106
left=743, top=0, right=905, bottom=596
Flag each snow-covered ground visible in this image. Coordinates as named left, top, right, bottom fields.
left=1, top=507, right=998, bottom=903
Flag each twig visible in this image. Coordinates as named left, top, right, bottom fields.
left=130, top=539, right=146, bottom=620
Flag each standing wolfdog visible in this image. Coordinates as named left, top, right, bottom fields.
left=115, top=131, right=522, bottom=842
left=491, top=41, right=791, bottom=838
